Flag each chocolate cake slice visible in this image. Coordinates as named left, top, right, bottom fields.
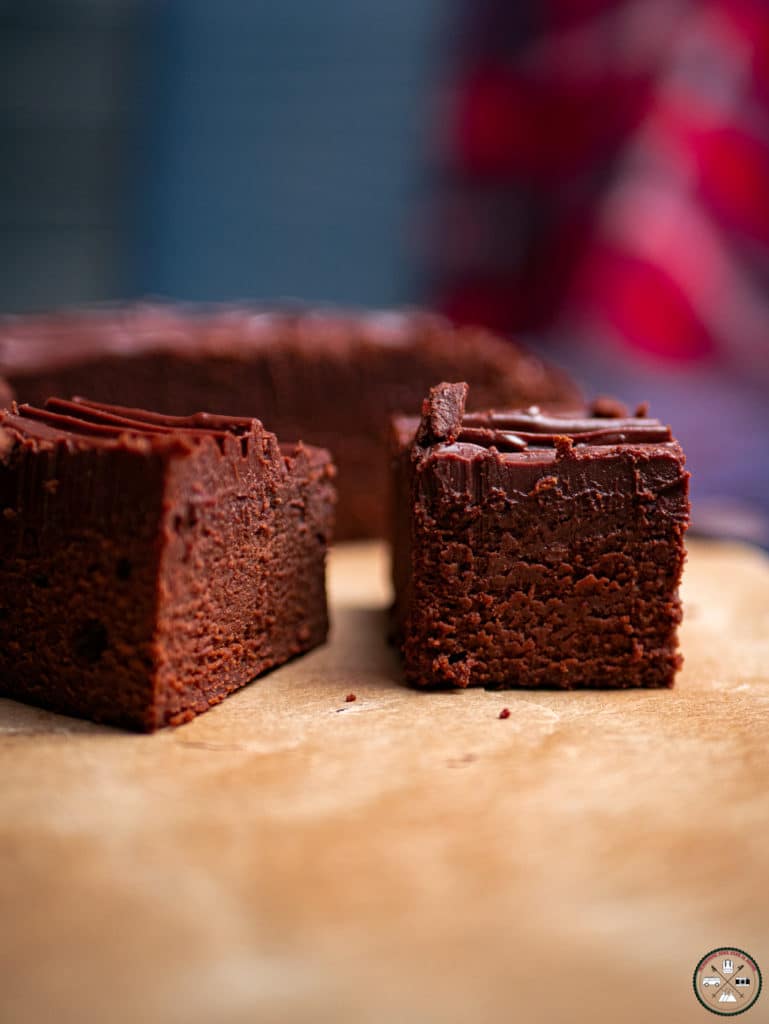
left=391, top=383, right=690, bottom=690
left=0, top=398, right=335, bottom=730
left=0, top=304, right=581, bottom=538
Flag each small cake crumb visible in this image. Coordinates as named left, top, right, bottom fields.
left=345, top=693, right=356, bottom=702
left=553, top=435, right=573, bottom=459
left=499, top=707, right=511, bottom=719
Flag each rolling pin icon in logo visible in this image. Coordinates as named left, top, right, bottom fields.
left=693, top=948, right=762, bottom=1015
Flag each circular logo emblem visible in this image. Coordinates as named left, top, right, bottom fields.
left=693, top=948, right=762, bottom=1015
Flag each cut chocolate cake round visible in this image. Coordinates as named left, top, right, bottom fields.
left=0, top=304, right=581, bottom=538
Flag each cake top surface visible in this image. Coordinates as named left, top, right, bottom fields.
left=399, top=382, right=678, bottom=462
left=0, top=305, right=437, bottom=368
left=0, top=397, right=285, bottom=461
left=0, top=303, right=580, bottom=406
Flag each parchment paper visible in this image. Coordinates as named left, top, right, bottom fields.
left=1, top=539, right=768, bottom=1024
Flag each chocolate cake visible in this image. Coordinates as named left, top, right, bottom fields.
left=0, top=397, right=335, bottom=730
left=391, top=383, right=690, bottom=690
left=0, top=304, right=581, bottom=538
left=0, top=377, right=11, bottom=408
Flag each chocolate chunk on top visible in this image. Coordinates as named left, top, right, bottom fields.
left=416, top=381, right=469, bottom=446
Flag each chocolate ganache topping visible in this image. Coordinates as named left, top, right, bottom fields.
left=417, top=383, right=671, bottom=452
left=1, top=397, right=269, bottom=453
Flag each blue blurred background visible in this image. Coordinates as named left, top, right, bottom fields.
left=1, top=0, right=443, bottom=310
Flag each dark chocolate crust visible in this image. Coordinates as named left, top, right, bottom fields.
left=391, top=385, right=690, bottom=690
left=0, top=304, right=581, bottom=538
left=0, top=398, right=335, bottom=730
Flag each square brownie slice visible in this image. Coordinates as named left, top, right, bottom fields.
left=391, top=382, right=690, bottom=690
left=0, top=397, right=335, bottom=730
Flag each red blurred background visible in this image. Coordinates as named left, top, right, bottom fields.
left=433, top=0, right=769, bottom=544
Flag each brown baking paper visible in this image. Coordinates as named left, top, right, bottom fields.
left=1, top=539, right=768, bottom=1024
